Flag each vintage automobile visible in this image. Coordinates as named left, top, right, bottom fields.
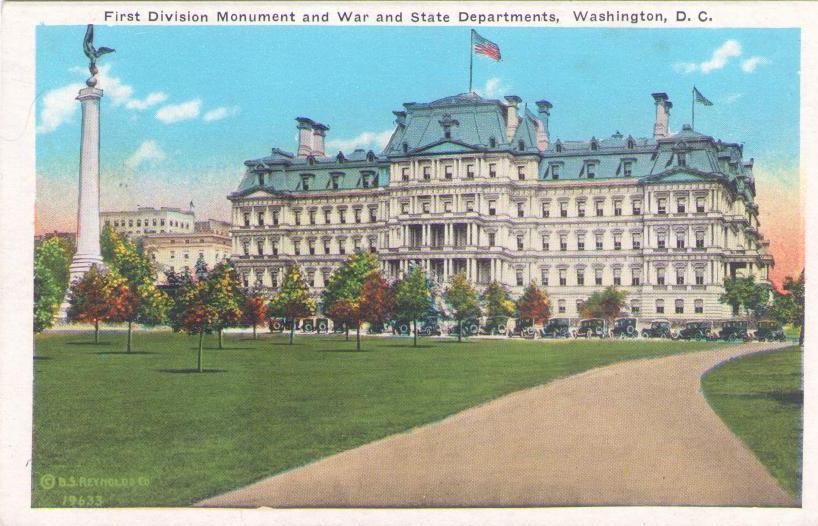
left=268, top=317, right=287, bottom=332
left=677, top=321, right=716, bottom=341
left=511, top=318, right=538, bottom=339
left=418, top=317, right=442, bottom=336
left=754, top=320, right=786, bottom=342
left=718, top=320, right=751, bottom=341
left=640, top=320, right=673, bottom=339
left=392, top=319, right=413, bottom=336
left=367, top=321, right=387, bottom=334
left=575, top=318, right=608, bottom=338
left=611, top=317, right=638, bottom=338
left=480, top=316, right=510, bottom=336
left=315, top=318, right=330, bottom=333
left=300, top=318, right=316, bottom=332
left=448, top=318, right=480, bottom=337
left=540, top=318, right=572, bottom=338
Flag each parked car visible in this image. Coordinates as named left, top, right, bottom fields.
left=448, top=318, right=480, bottom=337
left=718, top=320, right=750, bottom=341
left=540, top=318, right=572, bottom=338
left=392, top=319, right=413, bottom=336
left=678, top=321, right=716, bottom=341
left=268, top=317, right=286, bottom=332
left=332, top=321, right=348, bottom=335
left=481, top=316, right=510, bottom=336
left=418, top=317, right=442, bottom=336
left=511, top=318, right=537, bottom=339
left=315, top=318, right=330, bottom=333
left=754, top=320, right=786, bottom=342
left=367, top=321, right=387, bottom=334
left=611, top=317, right=638, bottom=338
left=640, top=320, right=673, bottom=339
left=301, top=318, right=315, bottom=332
left=576, top=318, right=608, bottom=338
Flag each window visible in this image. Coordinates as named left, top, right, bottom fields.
left=695, top=231, right=705, bottom=249
left=354, top=208, right=362, bottom=223
left=301, top=176, right=311, bottom=191
left=559, top=269, right=567, bottom=286
left=423, top=166, right=431, bottom=180
left=541, top=236, right=549, bottom=251
left=517, top=202, right=525, bottom=218
left=273, top=210, right=280, bottom=225
left=338, top=241, right=346, bottom=255
left=160, top=219, right=165, bottom=226
left=272, top=241, right=278, bottom=256
left=613, top=233, right=622, bottom=250
left=632, top=233, right=642, bottom=249
left=489, top=163, right=497, bottom=177
left=308, top=239, right=316, bottom=255
left=444, top=201, right=453, bottom=213
left=308, top=210, right=316, bottom=225
left=656, top=299, right=665, bottom=314
left=677, top=198, right=686, bottom=213
left=675, top=299, right=684, bottom=314
left=307, top=271, right=315, bottom=288
left=613, top=267, right=621, bottom=286
left=677, top=152, right=687, bottom=167
left=369, top=208, right=377, bottom=222
left=631, top=300, right=641, bottom=315
left=595, top=268, right=603, bottom=286
left=422, top=201, right=430, bottom=213
left=695, top=299, right=704, bottom=314
left=339, top=209, right=346, bottom=224
left=596, top=234, right=604, bottom=250
left=243, top=213, right=250, bottom=227
left=136, top=219, right=142, bottom=227
left=551, top=164, right=561, bottom=180
left=466, top=200, right=475, bottom=212
left=293, top=241, right=301, bottom=256
left=294, top=210, right=302, bottom=226
left=517, top=165, right=526, bottom=180
left=323, top=239, right=331, bottom=254
left=257, top=240, right=264, bottom=256
left=516, top=270, right=524, bottom=286
left=623, top=161, right=633, bottom=177
left=541, top=269, right=549, bottom=286
left=559, top=235, right=567, bottom=251
left=560, top=202, right=568, bottom=217
left=331, top=174, right=341, bottom=190
left=466, top=164, right=475, bottom=178
left=676, top=267, right=685, bottom=285
left=488, top=200, right=496, bottom=216
left=444, top=165, right=453, bottom=179
left=170, top=250, right=176, bottom=259
left=577, top=201, right=586, bottom=217
left=401, top=202, right=409, bottom=214
left=676, top=233, right=686, bottom=249
left=558, top=299, right=566, bottom=314
left=518, top=140, right=526, bottom=152
left=657, top=198, right=667, bottom=215
left=353, top=238, right=361, bottom=252
left=657, top=232, right=666, bottom=249
left=595, top=201, right=604, bottom=216
left=577, top=235, right=585, bottom=251
left=586, top=163, right=596, bottom=179
left=401, top=167, right=409, bottom=182
left=657, top=267, right=666, bottom=285
left=489, top=137, right=497, bottom=148
left=488, top=232, right=496, bottom=247
left=631, top=271, right=640, bottom=286
left=542, top=202, right=550, bottom=217
left=632, top=200, right=642, bottom=215
left=695, top=268, right=705, bottom=285
left=516, top=235, right=524, bottom=251
left=577, top=269, right=585, bottom=286
left=696, top=196, right=706, bottom=213
left=614, top=200, right=622, bottom=216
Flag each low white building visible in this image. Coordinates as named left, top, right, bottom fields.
left=101, top=206, right=195, bottom=238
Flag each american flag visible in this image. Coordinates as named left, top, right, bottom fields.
left=472, top=30, right=501, bottom=61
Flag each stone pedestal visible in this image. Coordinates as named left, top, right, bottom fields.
left=58, top=84, right=105, bottom=321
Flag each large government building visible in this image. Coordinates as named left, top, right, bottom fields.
left=228, top=91, right=773, bottom=321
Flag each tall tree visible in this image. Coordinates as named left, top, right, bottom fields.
left=481, top=280, right=516, bottom=319
left=321, top=252, right=380, bottom=340
left=719, top=275, right=771, bottom=322
left=581, top=286, right=628, bottom=326
left=516, top=282, right=551, bottom=324
left=206, top=262, right=245, bottom=349
left=359, top=271, right=395, bottom=347
left=66, top=266, right=113, bottom=344
left=242, top=292, right=269, bottom=340
left=269, top=265, right=315, bottom=345
left=170, top=279, right=220, bottom=372
left=445, top=272, right=481, bottom=342
left=772, top=270, right=805, bottom=345
left=33, top=238, right=71, bottom=333
left=326, top=299, right=362, bottom=349
left=395, top=264, right=432, bottom=347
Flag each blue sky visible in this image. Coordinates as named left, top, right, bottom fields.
left=36, top=26, right=800, bottom=233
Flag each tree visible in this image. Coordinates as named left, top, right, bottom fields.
left=445, top=272, right=481, bottom=342
left=33, top=238, right=71, bottom=333
left=772, top=271, right=805, bottom=345
left=359, top=271, right=395, bottom=347
left=326, top=299, right=362, bottom=349
left=321, top=252, right=380, bottom=340
left=481, top=281, right=516, bottom=319
left=516, top=282, right=551, bottom=324
left=170, top=279, right=220, bottom=372
left=719, top=275, right=771, bottom=322
left=395, top=265, right=432, bottom=347
left=269, top=265, right=315, bottom=344
left=105, top=272, right=140, bottom=352
left=66, top=266, right=113, bottom=344
left=242, top=292, right=269, bottom=340
left=206, top=262, right=244, bottom=349
left=581, top=286, right=628, bottom=326
left=195, top=253, right=209, bottom=282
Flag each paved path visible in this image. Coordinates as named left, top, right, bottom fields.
left=197, top=342, right=796, bottom=508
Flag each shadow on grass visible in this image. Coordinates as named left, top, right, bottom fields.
left=387, top=343, right=434, bottom=349
left=733, top=390, right=804, bottom=405
left=33, top=356, right=51, bottom=360
left=67, top=341, right=112, bottom=346
left=158, top=368, right=228, bottom=374
left=95, top=351, right=159, bottom=356
left=314, top=348, right=372, bottom=353
left=203, top=347, right=255, bottom=351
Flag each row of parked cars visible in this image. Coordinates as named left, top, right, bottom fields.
left=268, top=316, right=787, bottom=341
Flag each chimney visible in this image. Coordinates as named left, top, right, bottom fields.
left=652, top=93, right=672, bottom=139
left=504, top=95, right=522, bottom=141
left=312, top=123, right=329, bottom=157
left=535, top=100, right=552, bottom=151
left=296, top=117, right=315, bottom=157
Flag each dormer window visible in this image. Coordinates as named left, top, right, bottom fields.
left=257, top=173, right=264, bottom=186
left=439, top=114, right=459, bottom=141
left=623, top=160, right=633, bottom=177
left=555, top=140, right=563, bottom=153
left=489, top=136, right=497, bottom=148
left=367, top=151, right=376, bottom=162
left=300, top=174, right=312, bottom=191
left=678, top=151, right=687, bottom=167
left=402, top=142, right=409, bottom=154
left=444, top=129, right=451, bottom=139
left=330, top=173, right=342, bottom=190
left=584, top=162, right=597, bottom=179
left=627, top=136, right=636, bottom=149
left=590, top=138, right=599, bottom=150
left=518, top=140, right=525, bottom=151
left=551, top=163, right=561, bottom=180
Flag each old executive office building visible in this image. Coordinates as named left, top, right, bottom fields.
left=229, top=91, right=772, bottom=321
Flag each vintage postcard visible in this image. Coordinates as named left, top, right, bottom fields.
left=0, top=1, right=815, bottom=525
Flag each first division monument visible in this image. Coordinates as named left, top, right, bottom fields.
left=59, top=25, right=114, bottom=319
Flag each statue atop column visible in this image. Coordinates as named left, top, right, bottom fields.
left=82, top=24, right=115, bottom=86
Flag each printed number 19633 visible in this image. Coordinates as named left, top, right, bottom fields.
left=61, top=495, right=103, bottom=507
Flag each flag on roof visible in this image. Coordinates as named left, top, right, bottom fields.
left=472, top=30, right=501, bottom=61
left=693, top=87, right=713, bottom=106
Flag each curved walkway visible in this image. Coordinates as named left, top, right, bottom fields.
left=197, top=342, right=796, bottom=508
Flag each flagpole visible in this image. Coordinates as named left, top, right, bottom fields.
left=469, top=30, right=474, bottom=93
left=691, top=87, right=695, bottom=131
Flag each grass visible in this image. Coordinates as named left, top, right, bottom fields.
left=33, top=330, right=728, bottom=507
left=701, top=346, right=803, bottom=499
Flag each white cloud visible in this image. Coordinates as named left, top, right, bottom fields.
left=724, top=93, right=743, bottom=104
left=675, top=39, right=742, bottom=74
left=125, top=140, right=166, bottom=169
left=476, top=77, right=511, bottom=98
left=326, top=130, right=393, bottom=153
left=203, top=105, right=240, bottom=122
left=93, top=63, right=135, bottom=106
left=125, top=91, right=168, bottom=110
left=36, top=82, right=84, bottom=134
left=155, top=99, right=202, bottom=124
left=741, top=56, right=771, bottom=73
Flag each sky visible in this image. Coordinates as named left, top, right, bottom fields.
left=35, top=26, right=801, bottom=284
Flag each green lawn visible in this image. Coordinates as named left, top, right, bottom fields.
left=702, top=346, right=803, bottom=499
left=34, top=330, right=727, bottom=507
